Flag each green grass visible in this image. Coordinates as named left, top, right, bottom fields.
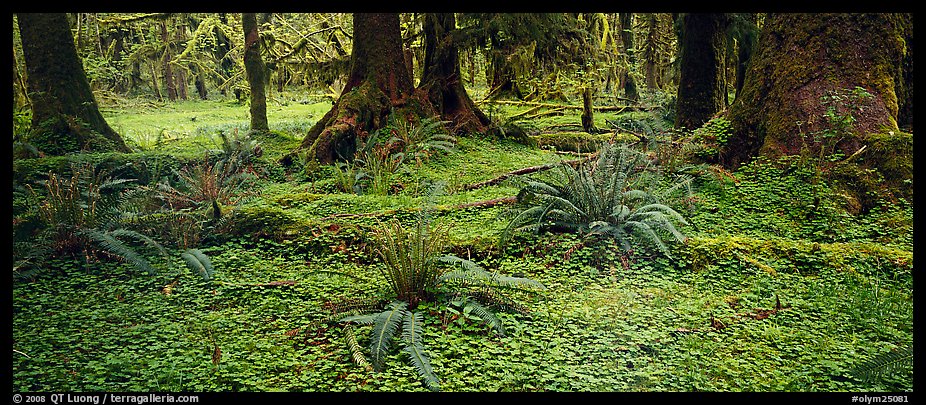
left=12, top=95, right=913, bottom=392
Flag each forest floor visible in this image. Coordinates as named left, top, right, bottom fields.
left=11, top=92, right=913, bottom=392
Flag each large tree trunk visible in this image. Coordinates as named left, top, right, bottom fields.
left=418, top=13, right=493, bottom=135
left=725, top=13, right=912, bottom=210
left=292, top=13, right=433, bottom=164
left=18, top=13, right=130, bottom=154
left=675, top=13, right=728, bottom=130
left=642, top=14, right=659, bottom=91
left=160, top=20, right=178, bottom=101
left=619, top=13, right=639, bottom=102
left=243, top=13, right=269, bottom=133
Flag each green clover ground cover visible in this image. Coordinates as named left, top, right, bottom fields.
left=12, top=99, right=913, bottom=392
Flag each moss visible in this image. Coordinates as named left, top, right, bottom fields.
left=530, top=131, right=638, bottom=152
left=726, top=14, right=905, bottom=169
left=682, top=235, right=912, bottom=279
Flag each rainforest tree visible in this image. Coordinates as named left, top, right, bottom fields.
left=417, top=13, right=494, bottom=135
left=675, top=13, right=729, bottom=130
left=292, top=13, right=435, bottom=164
left=18, top=13, right=131, bottom=154
left=243, top=13, right=269, bottom=133
left=724, top=13, right=913, bottom=210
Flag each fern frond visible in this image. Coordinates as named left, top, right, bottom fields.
left=344, top=324, right=374, bottom=371
left=463, top=298, right=505, bottom=337
left=81, top=229, right=157, bottom=275
left=340, top=313, right=377, bottom=324
left=851, top=343, right=914, bottom=383
left=181, top=248, right=214, bottom=281
left=402, top=342, right=440, bottom=391
left=370, top=301, right=408, bottom=371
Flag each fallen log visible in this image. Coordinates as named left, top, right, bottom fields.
left=461, top=153, right=599, bottom=191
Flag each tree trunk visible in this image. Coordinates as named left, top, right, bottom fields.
left=725, top=13, right=912, bottom=210
left=243, top=13, right=269, bottom=133
left=418, top=13, right=493, bottom=135
left=675, top=13, right=728, bottom=130
left=18, top=13, right=130, bottom=154
left=643, top=14, right=659, bottom=91
left=895, top=13, right=913, bottom=132
left=487, top=48, right=522, bottom=99
left=292, top=13, right=432, bottom=165
left=160, top=20, right=178, bottom=101
left=619, top=13, right=639, bottom=101
left=581, top=87, right=595, bottom=133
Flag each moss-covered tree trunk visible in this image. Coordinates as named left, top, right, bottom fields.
left=418, top=13, right=492, bottom=134
left=725, top=13, right=912, bottom=210
left=292, top=13, right=434, bottom=164
left=619, top=13, right=639, bottom=102
left=895, top=14, right=913, bottom=132
left=675, top=13, right=728, bottom=130
left=18, top=13, right=130, bottom=154
left=642, top=14, right=659, bottom=91
left=486, top=47, right=523, bottom=100
left=243, top=13, right=269, bottom=133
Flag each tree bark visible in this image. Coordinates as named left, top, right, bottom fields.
left=619, top=13, right=639, bottom=102
left=675, top=13, right=728, bottom=130
left=418, top=13, right=493, bottom=135
left=725, top=13, right=912, bottom=210
left=642, top=14, right=659, bottom=91
left=243, top=13, right=269, bottom=133
left=292, top=13, right=431, bottom=165
left=18, top=13, right=130, bottom=154
left=160, top=20, right=178, bottom=101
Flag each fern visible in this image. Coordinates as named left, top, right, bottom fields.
left=461, top=298, right=505, bottom=337
left=369, top=301, right=409, bottom=371
left=181, top=248, right=214, bottom=281
left=502, top=142, right=689, bottom=258
left=344, top=324, right=373, bottom=371
left=81, top=228, right=158, bottom=276
left=851, top=343, right=914, bottom=383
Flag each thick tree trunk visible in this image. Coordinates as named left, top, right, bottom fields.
left=675, top=13, right=728, bottom=130
left=643, top=14, right=659, bottom=91
left=243, top=13, right=269, bottom=133
left=725, top=13, right=912, bottom=210
left=619, top=13, right=639, bottom=102
left=487, top=49, right=522, bottom=100
left=293, top=13, right=432, bottom=165
left=895, top=14, right=913, bottom=132
left=18, top=13, right=130, bottom=154
left=418, top=13, right=493, bottom=135
left=160, top=20, right=178, bottom=101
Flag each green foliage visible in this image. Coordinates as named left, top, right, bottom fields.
left=690, top=117, right=732, bottom=161
left=181, top=248, right=214, bottom=281
left=503, top=142, right=690, bottom=258
left=850, top=343, right=913, bottom=384
left=20, top=163, right=169, bottom=276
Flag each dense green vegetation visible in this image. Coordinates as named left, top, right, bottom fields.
left=12, top=95, right=913, bottom=392
left=12, top=12, right=912, bottom=394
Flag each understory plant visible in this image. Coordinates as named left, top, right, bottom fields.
left=502, top=142, right=690, bottom=260
left=315, top=199, right=544, bottom=391
left=332, top=116, right=455, bottom=195
left=20, top=163, right=169, bottom=276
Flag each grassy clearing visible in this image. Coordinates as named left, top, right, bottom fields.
left=12, top=97, right=913, bottom=392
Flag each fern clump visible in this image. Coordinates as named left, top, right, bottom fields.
left=502, top=142, right=690, bottom=259
left=21, top=163, right=169, bottom=276
left=318, top=192, right=544, bottom=391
